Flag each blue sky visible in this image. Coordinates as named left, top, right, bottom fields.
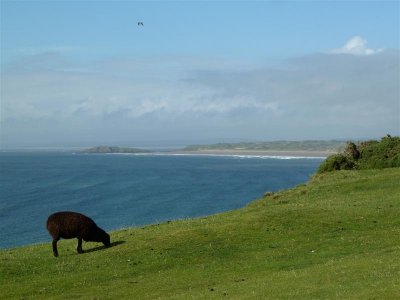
left=1, top=1, right=399, bottom=147
left=2, top=1, right=398, bottom=62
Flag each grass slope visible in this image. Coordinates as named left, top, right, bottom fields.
left=1, top=168, right=399, bottom=299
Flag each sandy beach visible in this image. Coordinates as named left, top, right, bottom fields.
left=170, top=149, right=336, bottom=158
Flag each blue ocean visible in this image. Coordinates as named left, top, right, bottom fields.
left=0, top=152, right=323, bottom=249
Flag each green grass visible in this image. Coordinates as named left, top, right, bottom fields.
left=1, top=168, right=400, bottom=299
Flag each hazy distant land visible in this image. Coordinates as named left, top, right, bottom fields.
left=81, top=140, right=345, bottom=157
left=178, top=140, right=345, bottom=157
left=175, top=149, right=336, bottom=158
left=81, top=146, right=152, bottom=154
left=183, top=140, right=346, bottom=152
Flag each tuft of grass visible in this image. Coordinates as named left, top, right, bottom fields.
left=1, top=168, right=400, bottom=299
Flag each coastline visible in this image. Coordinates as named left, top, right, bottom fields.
left=169, top=149, right=336, bottom=158
left=0, top=149, right=335, bottom=159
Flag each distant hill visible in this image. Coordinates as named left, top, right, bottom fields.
left=81, top=146, right=151, bottom=154
left=184, top=140, right=346, bottom=152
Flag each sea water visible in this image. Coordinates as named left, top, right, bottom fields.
left=0, top=152, right=323, bottom=248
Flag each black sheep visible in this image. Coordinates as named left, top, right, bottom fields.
left=46, top=211, right=110, bottom=257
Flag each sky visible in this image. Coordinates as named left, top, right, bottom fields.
left=1, top=1, right=399, bottom=148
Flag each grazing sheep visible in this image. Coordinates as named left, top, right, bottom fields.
left=46, top=211, right=111, bottom=257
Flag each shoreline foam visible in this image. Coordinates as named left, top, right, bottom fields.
left=95, top=149, right=334, bottom=159
left=167, top=149, right=334, bottom=158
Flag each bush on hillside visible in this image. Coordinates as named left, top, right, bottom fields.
left=317, top=154, right=355, bottom=173
left=318, top=135, right=400, bottom=173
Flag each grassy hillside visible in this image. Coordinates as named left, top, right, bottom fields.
left=1, top=168, right=399, bottom=299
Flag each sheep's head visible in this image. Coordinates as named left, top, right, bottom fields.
left=94, top=227, right=111, bottom=247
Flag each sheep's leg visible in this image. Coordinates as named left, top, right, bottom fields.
left=52, top=239, right=59, bottom=257
left=77, top=237, right=83, bottom=254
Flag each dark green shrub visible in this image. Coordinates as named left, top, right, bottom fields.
left=390, top=153, right=400, bottom=167
left=317, top=154, right=355, bottom=173
left=357, top=136, right=400, bottom=169
left=318, top=135, right=400, bottom=173
left=344, top=142, right=360, bottom=159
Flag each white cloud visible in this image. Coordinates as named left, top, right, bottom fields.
left=1, top=49, right=399, bottom=147
left=331, top=36, right=382, bottom=55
